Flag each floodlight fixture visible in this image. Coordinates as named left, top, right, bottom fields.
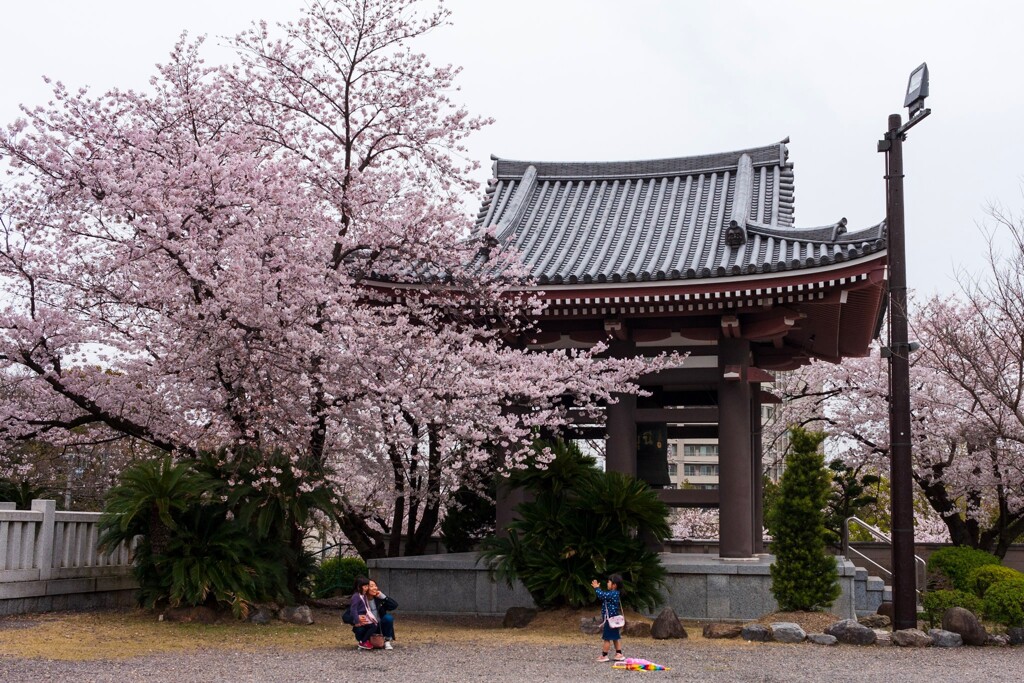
left=904, top=63, right=929, bottom=118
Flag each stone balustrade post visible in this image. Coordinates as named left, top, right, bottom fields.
left=31, top=499, right=56, bottom=580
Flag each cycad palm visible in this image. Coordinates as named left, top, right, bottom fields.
left=481, top=439, right=669, bottom=611
left=98, top=456, right=215, bottom=556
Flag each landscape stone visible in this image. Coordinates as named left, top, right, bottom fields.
left=858, top=613, right=890, bottom=628
left=941, top=607, right=987, bottom=646
left=928, top=629, right=963, bottom=648
left=892, top=628, right=932, bottom=647
left=770, top=622, right=806, bottom=643
left=807, top=633, right=838, bottom=646
left=248, top=606, right=275, bottom=625
left=702, top=623, right=742, bottom=639
left=824, top=619, right=877, bottom=646
left=985, top=634, right=1010, bottom=647
left=502, top=607, right=537, bottom=629
left=873, top=629, right=892, bottom=646
left=650, top=608, right=687, bottom=640
left=876, top=602, right=894, bottom=621
left=278, top=605, right=313, bottom=625
left=580, top=617, right=603, bottom=635
left=1007, top=627, right=1024, bottom=646
left=740, top=623, right=771, bottom=642
left=623, top=619, right=651, bottom=638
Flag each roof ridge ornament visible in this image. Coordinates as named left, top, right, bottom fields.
left=725, top=154, right=754, bottom=246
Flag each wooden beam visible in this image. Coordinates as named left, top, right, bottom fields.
left=657, top=488, right=720, bottom=507
left=635, top=407, right=718, bottom=423
left=637, top=368, right=720, bottom=385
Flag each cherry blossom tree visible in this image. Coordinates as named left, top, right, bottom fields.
left=0, top=0, right=662, bottom=558
left=775, top=250, right=1024, bottom=557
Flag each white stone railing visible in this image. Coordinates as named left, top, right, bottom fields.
left=0, top=500, right=135, bottom=614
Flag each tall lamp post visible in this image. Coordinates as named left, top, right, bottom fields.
left=877, top=63, right=930, bottom=631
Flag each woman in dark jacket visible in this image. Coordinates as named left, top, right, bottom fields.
left=345, top=577, right=399, bottom=649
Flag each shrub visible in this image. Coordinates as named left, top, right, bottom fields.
left=767, top=427, right=841, bottom=612
left=195, top=446, right=335, bottom=597
left=0, top=479, right=53, bottom=509
left=982, top=578, right=1024, bottom=627
left=480, top=439, right=670, bottom=611
left=99, top=456, right=290, bottom=617
left=921, top=589, right=983, bottom=628
left=314, top=557, right=368, bottom=598
left=966, top=564, right=1024, bottom=598
left=926, top=546, right=1001, bottom=592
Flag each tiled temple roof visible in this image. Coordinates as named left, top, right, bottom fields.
left=473, top=140, right=885, bottom=285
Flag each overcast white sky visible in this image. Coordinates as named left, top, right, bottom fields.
left=2, top=0, right=1023, bottom=296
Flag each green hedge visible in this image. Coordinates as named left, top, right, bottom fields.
left=925, top=546, right=1001, bottom=592
left=314, top=557, right=368, bottom=598
left=982, top=578, right=1024, bottom=628
left=921, top=589, right=982, bottom=629
left=966, top=564, right=1024, bottom=598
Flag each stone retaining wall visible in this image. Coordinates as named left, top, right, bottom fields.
left=368, top=552, right=860, bottom=621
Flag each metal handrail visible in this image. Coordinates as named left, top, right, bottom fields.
left=842, top=516, right=927, bottom=602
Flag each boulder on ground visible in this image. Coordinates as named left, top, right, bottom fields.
left=928, top=629, right=963, bottom=648
left=807, top=633, right=838, bottom=646
left=986, top=634, right=1010, bottom=647
left=770, top=622, right=806, bottom=644
left=941, top=607, right=987, bottom=646
left=248, top=605, right=276, bottom=625
left=892, top=628, right=932, bottom=647
left=876, top=602, right=894, bottom=621
left=651, top=608, right=687, bottom=640
left=740, top=624, right=771, bottom=642
left=502, top=607, right=537, bottom=629
left=580, top=617, right=603, bottom=635
left=1007, top=627, right=1024, bottom=646
left=858, top=613, right=891, bottom=629
left=824, top=619, right=877, bottom=646
left=279, top=605, right=314, bottom=625
left=623, top=619, right=651, bottom=638
left=702, top=623, right=742, bottom=639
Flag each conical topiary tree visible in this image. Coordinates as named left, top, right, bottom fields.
left=768, top=427, right=841, bottom=611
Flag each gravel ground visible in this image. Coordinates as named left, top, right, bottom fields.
left=1, top=640, right=1021, bottom=682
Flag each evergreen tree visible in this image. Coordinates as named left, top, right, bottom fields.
left=768, top=427, right=841, bottom=611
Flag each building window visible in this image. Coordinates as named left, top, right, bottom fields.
left=683, top=444, right=719, bottom=458
left=668, top=463, right=678, bottom=476
left=683, top=464, right=720, bottom=477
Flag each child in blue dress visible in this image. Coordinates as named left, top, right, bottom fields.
left=591, top=573, right=625, bottom=662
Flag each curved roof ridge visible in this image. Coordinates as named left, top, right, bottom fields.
left=747, top=218, right=885, bottom=244
left=491, top=139, right=790, bottom=181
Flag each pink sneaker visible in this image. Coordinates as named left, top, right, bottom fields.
left=357, top=641, right=373, bottom=650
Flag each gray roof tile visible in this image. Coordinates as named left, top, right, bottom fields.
left=474, top=140, right=885, bottom=285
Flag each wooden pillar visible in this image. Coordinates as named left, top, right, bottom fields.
left=606, top=393, right=637, bottom=476
left=718, top=336, right=755, bottom=558
left=494, top=405, right=529, bottom=537
left=495, top=479, right=526, bottom=537
left=751, top=389, right=765, bottom=554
